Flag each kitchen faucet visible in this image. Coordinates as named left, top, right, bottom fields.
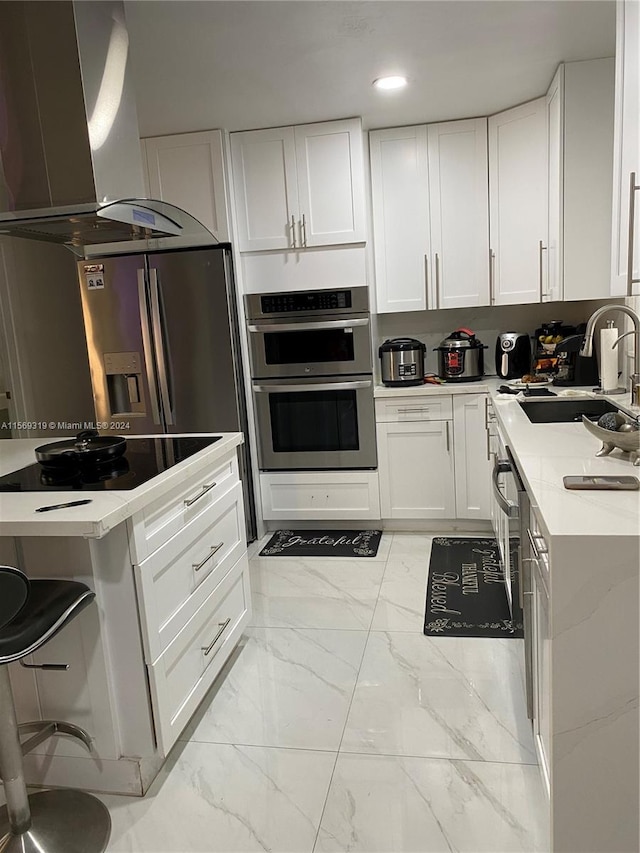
left=580, top=304, right=640, bottom=407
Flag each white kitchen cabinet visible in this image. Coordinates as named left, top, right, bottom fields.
left=230, top=118, right=366, bottom=252
left=611, top=0, right=640, bottom=297
left=377, top=418, right=455, bottom=519
left=545, top=58, right=615, bottom=302
left=453, top=394, right=491, bottom=519
left=370, top=119, right=489, bottom=313
left=488, top=99, right=547, bottom=305
left=260, top=470, right=381, bottom=521
left=531, top=539, right=551, bottom=796
left=369, top=126, right=430, bottom=313
left=141, top=130, right=230, bottom=242
left=427, top=118, right=490, bottom=309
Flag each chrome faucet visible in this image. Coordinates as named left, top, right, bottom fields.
left=580, top=304, right=640, bottom=406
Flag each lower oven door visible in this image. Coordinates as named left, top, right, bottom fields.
left=253, top=376, right=377, bottom=470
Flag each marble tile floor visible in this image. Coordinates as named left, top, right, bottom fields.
left=103, top=533, right=549, bottom=853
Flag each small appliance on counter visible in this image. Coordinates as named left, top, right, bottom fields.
left=379, top=338, right=426, bottom=387
left=495, top=333, right=531, bottom=380
left=553, top=334, right=600, bottom=386
left=434, top=328, right=487, bottom=382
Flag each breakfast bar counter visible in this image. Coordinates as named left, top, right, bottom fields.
left=0, top=434, right=251, bottom=797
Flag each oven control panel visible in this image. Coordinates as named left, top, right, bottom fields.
left=261, top=290, right=352, bottom=314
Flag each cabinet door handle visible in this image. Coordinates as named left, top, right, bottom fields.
left=627, top=172, right=640, bottom=296
left=184, top=482, right=217, bottom=508
left=301, top=214, right=307, bottom=247
left=489, top=249, right=496, bottom=304
left=538, top=240, right=548, bottom=300
left=434, top=253, right=441, bottom=308
left=424, top=254, right=429, bottom=309
left=193, top=542, right=224, bottom=572
left=201, top=618, right=232, bottom=656
left=290, top=215, right=297, bottom=249
left=445, top=420, right=450, bottom=452
left=527, top=528, right=548, bottom=558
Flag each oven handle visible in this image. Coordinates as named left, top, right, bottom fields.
left=492, top=458, right=519, bottom=518
left=253, top=379, right=373, bottom=394
left=247, top=318, right=370, bottom=333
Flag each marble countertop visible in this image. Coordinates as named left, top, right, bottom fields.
left=0, top=433, right=244, bottom=539
left=489, top=390, right=639, bottom=540
left=374, top=377, right=640, bottom=540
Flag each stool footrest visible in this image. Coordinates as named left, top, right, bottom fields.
left=18, top=721, right=92, bottom=756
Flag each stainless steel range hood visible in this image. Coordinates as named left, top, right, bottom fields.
left=0, top=1, right=215, bottom=256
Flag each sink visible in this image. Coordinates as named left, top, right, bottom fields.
left=518, top=398, right=619, bottom=424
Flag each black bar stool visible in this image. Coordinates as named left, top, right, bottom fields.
left=0, top=565, right=111, bottom=853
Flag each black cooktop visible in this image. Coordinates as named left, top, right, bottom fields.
left=0, top=436, right=221, bottom=492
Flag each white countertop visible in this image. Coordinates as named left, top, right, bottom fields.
left=0, top=433, right=244, bottom=538
left=375, top=377, right=640, bottom=539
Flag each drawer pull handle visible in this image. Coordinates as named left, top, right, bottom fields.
left=184, top=482, right=217, bottom=508
left=398, top=407, right=429, bottom=413
left=193, top=542, right=224, bottom=572
left=202, top=618, right=231, bottom=656
left=527, top=528, right=549, bottom=559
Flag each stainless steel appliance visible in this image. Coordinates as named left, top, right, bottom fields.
left=379, top=338, right=426, bottom=387
left=434, top=328, right=487, bottom=382
left=495, top=333, right=531, bottom=380
left=246, top=288, right=376, bottom=470
left=246, top=288, right=371, bottom=378
left=77, top=246, right=256, bottom=539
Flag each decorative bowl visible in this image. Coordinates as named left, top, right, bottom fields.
left=581, top=415, right=640, bottom=466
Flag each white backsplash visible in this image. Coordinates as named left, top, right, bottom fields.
left=374, top=298, right=624, bottom=379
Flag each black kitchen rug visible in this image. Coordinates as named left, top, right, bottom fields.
left=260, top=529, right=382, bottom=558
left=424, top=537, right=523, bottom=638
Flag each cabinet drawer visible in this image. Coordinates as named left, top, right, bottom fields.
left=528, top=509, right=550, bottom=587
left=129, top=451, right=239, bottom=562
left=260, top=471, right=380, bottom=521
left=375, top=395, right=452, bottom=422
left=135, top=482, right=246, bottom=663
left=148, top=554, right=251, bottom=755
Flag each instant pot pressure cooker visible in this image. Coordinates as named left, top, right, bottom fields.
left=379, top=338, right=426, bottom=387
left=433, top=328, right=487, bottom=382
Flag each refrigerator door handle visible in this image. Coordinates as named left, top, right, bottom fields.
left=149, top=268, right=174, bottom=426
left=137, top=270, right=162, bottom=425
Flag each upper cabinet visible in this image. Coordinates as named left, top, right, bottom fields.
left=369, top=126, right=430, bottom=313
left=488, top=98, right=547, bottom=305
left=547, top=59, right=615, bottom=302
left=141, top=130, right=230, bottom=242
left=427, top=119, right=490, bottom=310
left=230, top=118, right=367, bottom=252
left=611, top=0, right=640, bottom=297
left=370, top=118, right=489, bottom=314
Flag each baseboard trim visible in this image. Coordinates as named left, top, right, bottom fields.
left=265, top=519, right=492, bottom=534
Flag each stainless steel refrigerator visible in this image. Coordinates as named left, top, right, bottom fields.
left=77, top=245, right=256, bottom=540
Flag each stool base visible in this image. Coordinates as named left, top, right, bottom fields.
left=0, top=789, right=111, bottom=853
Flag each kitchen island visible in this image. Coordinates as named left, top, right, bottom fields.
left=0, top=433, right=251, bottom=796
left=489, top=388, right=640, bottom=853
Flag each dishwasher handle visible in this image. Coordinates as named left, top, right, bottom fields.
left=492, top=458, right=519, bottom=518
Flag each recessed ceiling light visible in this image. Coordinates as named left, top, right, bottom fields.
left=373, top=76, right=408, bottom=91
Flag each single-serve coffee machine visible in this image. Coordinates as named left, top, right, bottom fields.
left=553, top=335, right=599, bottom=386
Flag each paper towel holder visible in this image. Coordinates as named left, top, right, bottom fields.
left=595, top=320, right=633, bottom=394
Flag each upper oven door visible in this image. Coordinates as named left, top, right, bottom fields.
left=247, top=315, right=372, bottom=378
left=253, top=375, right=377, bottom=470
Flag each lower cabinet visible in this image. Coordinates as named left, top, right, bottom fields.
left=531, top=539, right=551, bottom=796
left=377, top=419, right=455, bottom=518
left=260, top=470, right=381, bottom=521
left=375, top=392, right=490, bottom=521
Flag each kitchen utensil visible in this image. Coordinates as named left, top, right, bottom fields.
left=35, top=430, right=126, bottom=468
left=433, top=328, right=487, bottom=382
left=379, top=338, right=426, bottom=386
left=495, top=333, right=531, bottom=379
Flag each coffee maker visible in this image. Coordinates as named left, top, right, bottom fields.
left=553, top=334, right=600, bottom=386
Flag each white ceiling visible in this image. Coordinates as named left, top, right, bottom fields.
left=124, top=0, right=616, bottom=137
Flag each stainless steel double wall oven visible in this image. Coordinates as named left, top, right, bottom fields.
left=246, top=287, right=376, bottom=470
